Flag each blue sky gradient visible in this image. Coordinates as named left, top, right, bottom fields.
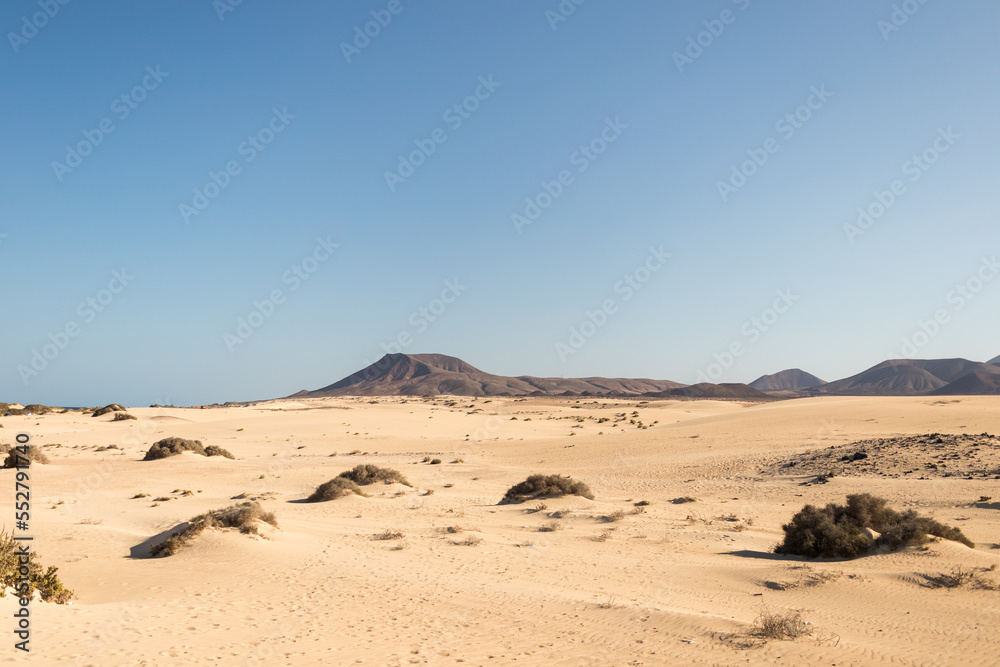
left=2, top=1, right=998, bottom=406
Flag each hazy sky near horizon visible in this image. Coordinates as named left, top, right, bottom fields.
left=2, top=1, right=999, bottom=406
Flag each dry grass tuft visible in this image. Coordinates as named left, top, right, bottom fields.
left=373, top=530, right=405, bottom=541
left=920, top=566, right=999, bottom=590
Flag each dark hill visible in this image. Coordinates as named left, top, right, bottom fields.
left=749, top=369, right=826, bottom=392
left=931, top=368, right=1000, bottom=395
left=296, top=354, right=685, bottom=398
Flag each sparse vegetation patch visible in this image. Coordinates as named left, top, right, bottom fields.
left=149, top=501, right=277, bottom=557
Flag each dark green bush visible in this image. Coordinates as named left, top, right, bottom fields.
left=0, top=530, right=72, bottom=603
left=501, top=474, right=595, bottom=503
left=775, top=493, right=973, bottom=559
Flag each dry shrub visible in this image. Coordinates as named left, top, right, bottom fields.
left=112, top=412, right=137, bottom=421
left=336, top=464, right=410, bottom=487
left=450, top=536, right=483, bottom=546
left=538, top=521, right=561, bottom=532
left=601, top=509, right=626, bottom=523
left=92, top=404, right=125, bottom=417
left=3, top=445, right=49, bottom=468
left=0, top=530, right=73, bottom=603
left=921, top=566, right=999, bottom=590
left=149, top=501, right=277, bottom=557
left=142, top=438, right=233, bottom=461
left=751, top=608, right=813, bottom=640
left=501, top=474, right=594, bottom=504
left=373, top=530, right=404, bottom=541
left=672, top=496, right=698, bottom=504
left=143, top=437, right=206, bottom=460
left=307, top=477, right=365, bottom=502
left=775, top=493, right=973, bottom=559
left=204, top=445, right=235, bottom=459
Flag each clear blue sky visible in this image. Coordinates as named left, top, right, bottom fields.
left=2, top=1, right=998, bottom=406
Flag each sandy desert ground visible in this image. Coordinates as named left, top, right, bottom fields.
left=1, top=395, right=999, bottom=666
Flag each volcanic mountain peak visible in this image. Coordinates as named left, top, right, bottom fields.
left=989, top=355, right=1000, bottom=366
left=931, top=368, right=1000, bottom=396
left=749, top=369, right=826, bottom=392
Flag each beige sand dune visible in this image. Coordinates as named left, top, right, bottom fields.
left=1, top=395, right=998, bottom=665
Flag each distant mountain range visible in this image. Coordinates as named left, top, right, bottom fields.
left=288, top=353, right=1000, bottom=399
left=290, top=353, right=685, bottom=398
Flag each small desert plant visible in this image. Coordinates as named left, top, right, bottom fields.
left=429, top=458, right=442, bottom=465
left=307, top=477, right=365, bottom=502
left=373, top=530, right=404, bottom=541
left=0, top=530, right=73, bottom=603
left=142, top=438, right=233, bottom=461
left=921, top=566, right=999, bottom=590
left=112, top=412, right=137, bottom=421
left=750, top=608, right=812, bottom=641
left=634, top=500, right=651, bottom=507
left=451, top=536, right=483, bottom=546
left=501, top=474, right=594, bottom=503
left=204, top=445, right=235, bottom=459
left=538, top=521, right=562, bottom=532
left=3, top=445, right=49, bottom=468
left=336, top=464, right=410, bottom=487
left=131, top=493, right=150, bottom=499
left=672, top=497, right=697, bottom=504
left=149, top=501, right=277, bottom=557
left=593, top=530, right=613, bottom=542
left=775, top=493, right=974, bottom=559
left=143, top=437, right=205, bottom=460
left=602, top=509, right=627, bottom=523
